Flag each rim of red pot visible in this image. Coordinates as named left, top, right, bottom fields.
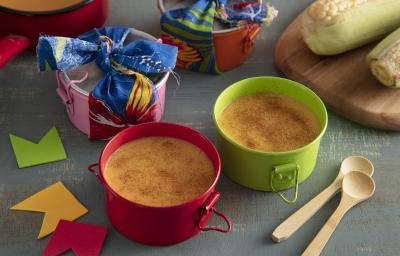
left=97, top=122, right=222, bottom=210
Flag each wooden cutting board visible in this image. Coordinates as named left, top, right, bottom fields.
left=275, top=13, right=400, bottom=131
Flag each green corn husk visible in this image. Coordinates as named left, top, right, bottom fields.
left=301, top=0, right=400, bottom=56
left=367, top=27, right=400, bottom=88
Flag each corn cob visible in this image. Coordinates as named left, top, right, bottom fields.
left=366, top=27, right=400, bottom=88
left=301, top=0, right=400, bottom=56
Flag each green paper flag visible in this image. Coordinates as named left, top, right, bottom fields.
left=9, top=127, right=67, bottom=168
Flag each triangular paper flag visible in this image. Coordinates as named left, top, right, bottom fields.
left=42, top=220, right=108, bottom=256
left=9, top=127, right=67, bottom=168
left=10, top=182, right=88, bottom=239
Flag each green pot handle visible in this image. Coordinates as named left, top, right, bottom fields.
left=270, top=163, right=299, bottom=204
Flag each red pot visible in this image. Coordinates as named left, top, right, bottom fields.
left=0, top=0, right=108, bottom=67
left=88, top=122, right=231, bottom=245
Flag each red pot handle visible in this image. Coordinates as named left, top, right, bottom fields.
left=199, top=208, right=232, bottom=233
left=198, top=192, right=232, bottom=233
left=0, top=35, right=30, bottom=68
left=87, top=163, right=104, bottom=183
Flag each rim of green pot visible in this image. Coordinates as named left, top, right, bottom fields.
left=213, top=76, right=328, bottom=156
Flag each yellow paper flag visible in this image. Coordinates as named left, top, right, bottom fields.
left=10, top=181, right=88, bottom=239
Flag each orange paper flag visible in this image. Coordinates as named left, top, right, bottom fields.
left=10, top=181, right=88, bottom=239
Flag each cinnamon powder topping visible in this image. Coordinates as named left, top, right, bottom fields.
left=104, top=137, right=215, bottom=207
left=218, top=93, right=321, bottom=152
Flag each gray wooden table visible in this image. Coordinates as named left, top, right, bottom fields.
left=1, top=1, right=399, bottom=255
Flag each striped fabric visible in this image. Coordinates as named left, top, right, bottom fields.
left=160, top=0, right=277, bottom=74
left=161, top=0, right=221, bottom=74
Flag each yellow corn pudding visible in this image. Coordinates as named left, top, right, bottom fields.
left=104, top=136, right=215, bottom=207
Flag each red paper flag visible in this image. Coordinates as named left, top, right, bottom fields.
left=42, top=220, right=108, bottom=256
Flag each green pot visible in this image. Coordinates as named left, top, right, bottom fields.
left=213, top=77, right=328, bottom=204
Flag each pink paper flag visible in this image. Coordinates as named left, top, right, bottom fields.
left=42, top=220, right=108, bottom=256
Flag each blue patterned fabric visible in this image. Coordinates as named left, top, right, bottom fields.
left=37, top=27, right=178, bottom=140
left=38, top=27, right=177, bottom=74
left=224, top=1, right=269, bottom=23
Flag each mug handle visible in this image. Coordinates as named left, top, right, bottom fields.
left=270, top=163, right=300, bottom=204
left=198, top=191, right=232, bottom=233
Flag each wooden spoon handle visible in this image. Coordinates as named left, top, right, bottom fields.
left=302, top=201, right=350, bottom=256
left=272, top=181, right=341, bottom=242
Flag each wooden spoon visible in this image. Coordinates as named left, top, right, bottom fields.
left=272, top=156, right=373, bottom=242
left=302, top=171, right=376, bottom=256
